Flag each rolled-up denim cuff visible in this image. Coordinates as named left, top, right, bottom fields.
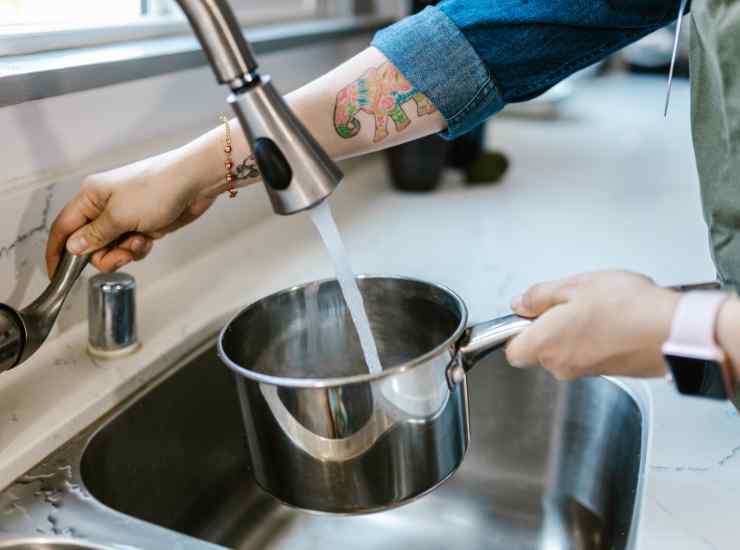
left=372, top=6, right=505, bottom=140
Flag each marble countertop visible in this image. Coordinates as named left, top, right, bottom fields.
left=1, top=74, right=739, bottom=549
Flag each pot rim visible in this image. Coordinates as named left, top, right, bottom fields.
left=218, top=274, right=469, bottom=388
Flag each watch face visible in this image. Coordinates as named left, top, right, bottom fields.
left=665, top=355, right=728, bottom=399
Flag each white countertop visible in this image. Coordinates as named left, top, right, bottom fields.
left=1, top=74, right=739, bottom=548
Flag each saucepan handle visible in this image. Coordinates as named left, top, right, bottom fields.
left=448, top=314, right=532, bottom=385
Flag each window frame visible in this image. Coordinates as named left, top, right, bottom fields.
left=0, top=13, right=394, bottom=109
left=0, top=0, right=326, bottom=56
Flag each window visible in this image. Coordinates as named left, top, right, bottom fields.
left=0, top=0, right=330, bottom=56
left=0, top=0, right=174, bottom=26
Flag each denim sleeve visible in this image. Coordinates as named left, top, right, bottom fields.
left=372, top=1, right=682, bottom=139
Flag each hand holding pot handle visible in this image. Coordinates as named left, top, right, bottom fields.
left=449, top=280, right=720, bottom=385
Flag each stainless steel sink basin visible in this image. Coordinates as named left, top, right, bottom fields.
left=76, top=342, right=645, bottom=550
left=0, top=334, right=646, bottom=549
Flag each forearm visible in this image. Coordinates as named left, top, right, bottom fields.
left=45, top=49, right=443, bottom=274
left=180, top=47, right=445, bottom=198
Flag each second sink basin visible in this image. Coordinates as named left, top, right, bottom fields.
left=80, top=342, right=645, bottom=550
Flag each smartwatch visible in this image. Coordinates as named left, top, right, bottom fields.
left=662, top=291, right=735, bottom=399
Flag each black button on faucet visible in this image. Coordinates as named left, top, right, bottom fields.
left=254, top=137, right=293, bottom=191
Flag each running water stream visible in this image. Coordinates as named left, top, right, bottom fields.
left=309, top=200, right=383, bottom=375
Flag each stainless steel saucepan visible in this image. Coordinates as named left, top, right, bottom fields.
left=218, top=275, right=532, bottom=515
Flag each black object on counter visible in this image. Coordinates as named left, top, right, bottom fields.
left=385, top=134, right=449, bottom=192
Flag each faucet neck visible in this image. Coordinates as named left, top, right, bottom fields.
left=175, top=0, right=258, bottom=85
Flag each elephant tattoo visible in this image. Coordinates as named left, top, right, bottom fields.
left=334, top=62, right=436, bottom=143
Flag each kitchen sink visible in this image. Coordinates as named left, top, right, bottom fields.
left=74, top=341, right=645, bottom=550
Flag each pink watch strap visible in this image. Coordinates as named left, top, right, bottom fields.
left=662, top=291, right=729, bottom=360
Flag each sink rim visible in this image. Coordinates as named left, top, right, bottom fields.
left=600, top=375, right=652, bottom=549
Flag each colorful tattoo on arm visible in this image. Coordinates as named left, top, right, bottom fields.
left=234, top=154, right=260, bottom=182
left=333, top=62, right=436, bottom=143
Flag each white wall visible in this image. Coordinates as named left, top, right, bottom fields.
left=0, top=36, right=371, bottom=336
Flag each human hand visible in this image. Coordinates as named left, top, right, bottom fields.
left=45, top=144, right=226, bottom=277
left=505, top=271, right=680, bottom=380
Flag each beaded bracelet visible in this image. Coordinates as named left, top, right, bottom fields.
left=220, top=115, right=238, bottom=198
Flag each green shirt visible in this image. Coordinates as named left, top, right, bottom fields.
left=691, top=0, right=740, bottom=291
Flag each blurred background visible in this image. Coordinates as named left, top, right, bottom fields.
left=0, top=0, right=702, bottom=318
left=0, top=0, right=404, bottom=55
left=0, top=0, right=324, bottom=26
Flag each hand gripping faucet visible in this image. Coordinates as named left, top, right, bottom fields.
left=0, top=0, right=343, bottom=372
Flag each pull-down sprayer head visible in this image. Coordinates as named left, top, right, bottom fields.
left=176, top=0, right=342, bottom=214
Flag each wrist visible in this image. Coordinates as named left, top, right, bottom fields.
left=642, top=288, right=680, bottom=375
left=177, top=130, right=227, bottom=195
left=716, top=297, right=740, bottom=381
left=177, top=118, right=253, bottom=198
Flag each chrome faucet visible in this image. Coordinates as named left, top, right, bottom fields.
left=0, top=0, right=343, bottom=372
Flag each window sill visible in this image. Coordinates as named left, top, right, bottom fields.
left=0, top=15, right=392, bottom=109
